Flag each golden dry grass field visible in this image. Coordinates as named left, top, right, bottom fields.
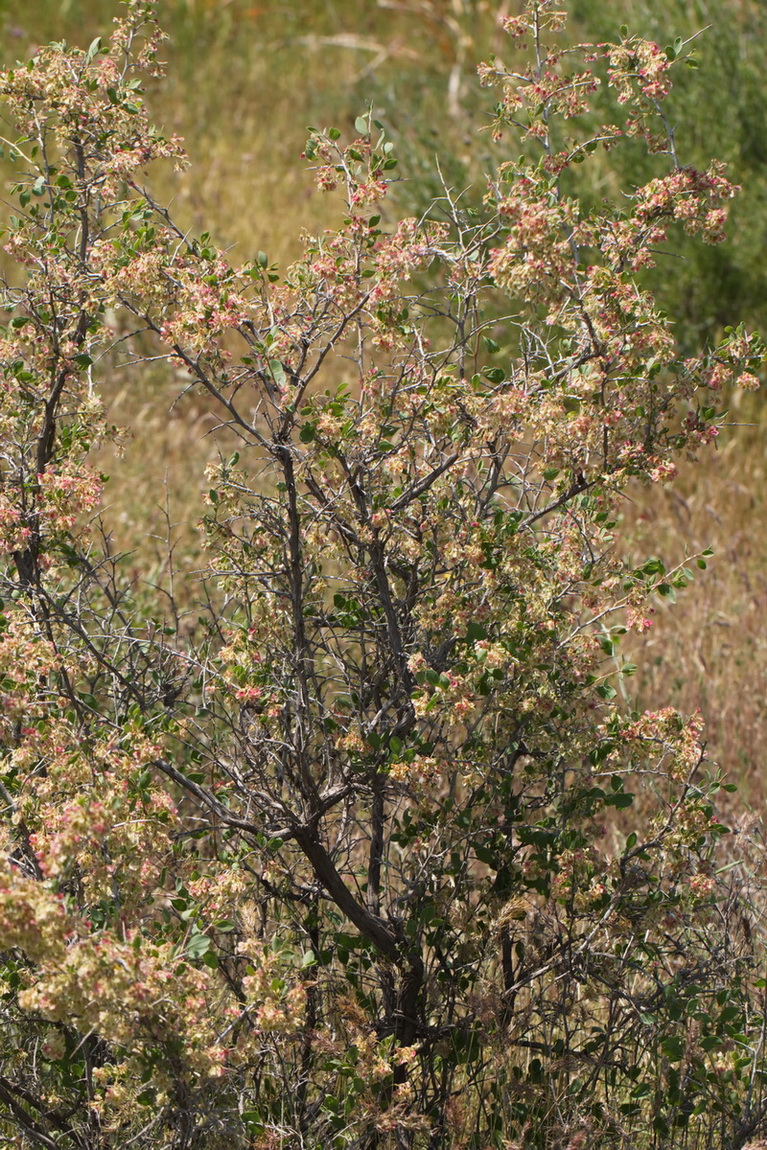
left=2, top=0, right=766, bottom=803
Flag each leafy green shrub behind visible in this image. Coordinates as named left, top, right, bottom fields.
left=567, top=0, right=767, bottom=350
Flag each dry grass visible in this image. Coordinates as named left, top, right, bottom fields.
left=2, top=0, right=765, bottom=797
left=623, top=398, right=767, bottom=793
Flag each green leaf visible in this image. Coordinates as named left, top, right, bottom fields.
left=354, top=115, right=369, bottom=135
left=186, top=932, right=212, bottom=959
left=85, top=36, right=102, bottom=63
left=466, top=621, right=487, bottom=642
left=607, top=792, right=634, bottom=810
left=661, top=1036, right=685, bottom=1062
left=242, top=1111, right=264, bottom=1135
left=268, top=359, right=287, bottom=386
left=475, top=845, right=499, bottom=867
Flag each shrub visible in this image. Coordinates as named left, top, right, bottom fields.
left=0, top=2, right=765, bottom=1148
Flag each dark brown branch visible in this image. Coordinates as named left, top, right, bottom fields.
left=292, top=824, right=398, bottom=959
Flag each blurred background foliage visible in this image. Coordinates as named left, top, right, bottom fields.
left=5, top=0, right=765, bottom=343
left=1, top=0, right=766, bottom=793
